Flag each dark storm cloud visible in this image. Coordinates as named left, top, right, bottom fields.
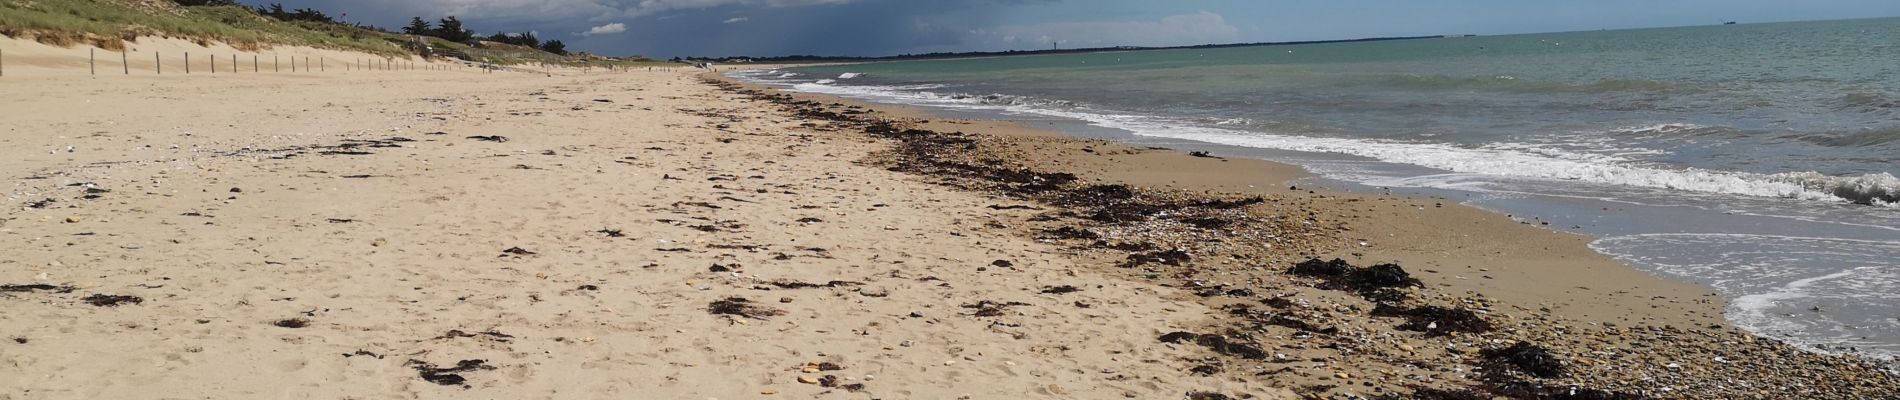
left=250, top=0, right=1063, bottom=57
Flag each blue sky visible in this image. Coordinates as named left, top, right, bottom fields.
left=255, top=0, right=1900, bottom=58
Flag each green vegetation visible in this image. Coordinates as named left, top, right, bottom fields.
left=0, top=0, right=674, bottom=67
left=0, top=0, right=405, bottom=54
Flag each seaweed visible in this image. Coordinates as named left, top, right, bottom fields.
left=1372, top=304, right=1493, bottom=336
left=1482, top=341, right=1566, bottom=379
left=708, top=297, right=786, bottom=320
left=409, top=359, right=495, bottom=387
left=0, top=284, right=76, bottom=293
left=961, top=300, right=1031, bottom=317
left=81, top=294, right=142, bottom=307
left=1157, top=331, right=1268, bottom=359
left=1040, top=285, right=1082, bottom=294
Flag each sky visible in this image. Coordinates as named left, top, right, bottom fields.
left=251, top=0, right=1900, bottom=58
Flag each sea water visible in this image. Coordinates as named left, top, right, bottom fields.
left=732, top=17, right=1900, bottom=361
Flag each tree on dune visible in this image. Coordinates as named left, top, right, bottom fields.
left=403, top=17, right=433, bottom=35
left=539, top=39, right=566, bottom=55
left=433, top=16, right=474, bottom=42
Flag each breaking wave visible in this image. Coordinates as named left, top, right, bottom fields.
left=762, top=77, right=1900, bottom=208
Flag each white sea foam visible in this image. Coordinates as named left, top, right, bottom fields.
left=1591, top=234, right=1900, bottom=359
left=769, top=79, right=1900, bottom=208
left=838, top=73, right=864, bottom=79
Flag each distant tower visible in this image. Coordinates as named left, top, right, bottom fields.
left=1053, top=42, right=1058, bottom=50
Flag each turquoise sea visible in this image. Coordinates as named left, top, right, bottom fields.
left=733, top=17, right=1900, bottom=361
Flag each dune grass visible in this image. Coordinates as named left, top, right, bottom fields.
left=3, top=0, right=420, bottom=55
left=1, top=0, right=679, bottom=66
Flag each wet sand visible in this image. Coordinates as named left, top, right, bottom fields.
left=2, top=36, right=1895, bottom=399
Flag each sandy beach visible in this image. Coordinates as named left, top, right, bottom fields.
left=3, top=39, right=1897, bottom=399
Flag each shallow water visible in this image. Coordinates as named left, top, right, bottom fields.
left=732, top=17, right=1900, bottom=360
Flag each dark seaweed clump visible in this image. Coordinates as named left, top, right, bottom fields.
left=708, top=297, right=785, bottom=320
left=81, top=294, right=142, bottom=307
left=1371, top=304, right=1493, bottom=336
left=1288, top=258, right=1422, bottom=300
left=1483, top=341, right=1567, bottom=379
left=409, top=359, right=495, bottom=387
left=1158, top=331, right=1268, bottom=359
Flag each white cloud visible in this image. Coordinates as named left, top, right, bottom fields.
left=580, top=22, right=628, bottom=36
left=723, top=17, right=749, bottom=24
left=971, top=11, right=1241, bottom=49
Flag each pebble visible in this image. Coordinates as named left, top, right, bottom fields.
left=760, top=388, right=778, bottom=395
left=797, top=376, right=818, bottom=384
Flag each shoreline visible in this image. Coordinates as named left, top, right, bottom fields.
left=712, top=72, right=1900, bottom=397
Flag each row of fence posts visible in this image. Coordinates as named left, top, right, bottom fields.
left=1, top=47, right=666, bottom=78
left=2, top=47, right=463, bottom=77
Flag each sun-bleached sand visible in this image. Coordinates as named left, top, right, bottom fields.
left=1, top=41, right=1289, bottom=399
left=3, top=38, right=1896, bottom=399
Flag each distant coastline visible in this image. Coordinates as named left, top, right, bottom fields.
left=683, top=35, right=1445, bottom=64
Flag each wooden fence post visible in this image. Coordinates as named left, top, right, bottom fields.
left=320, top=58, right=324, bottom=72
left=185, top=52, right=190, bottom=74
left=274, top=55, right=279, bottom=72
left=254, top=55, right=258, bottom=72
left=231, top=54, right=236, bottom=73
left=122, top=50, right=128, bottom=75
left=209, top=53, right=214, bottom=74
left=155, top=52, right=161, bottom=74
left=90, top=48, right=96, bottom=75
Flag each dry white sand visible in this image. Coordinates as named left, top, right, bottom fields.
left=0, top=39, right=1291, bottom=399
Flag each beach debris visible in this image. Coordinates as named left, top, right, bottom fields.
left=991, top=260, right=1014, bottom=268
left=25, top=198, right=56, bottom=209
left=1158, top=331, right=1268, bottom=359
left=272, top=318, right=311, bottom=328
left=1042, top=226, right=1099, bottom=240
left=408, top=359, right=495, bottom=387
left=988, top=204, right=1041, bottom=210
left=961, top=300, right=1031, bottom=317
left=1371, top=304, right=1493, bottom=336
left=1, top=284, right=76, bottom=293
left=1187, top=151, right=1222, bottom=159
left=1380, top=388, right=1490, bottom=400
left=1123, top=249, right=1191, bottom=267
left=326, top=218, right=356, bottom=224
left=708, top=297, right=785, bottom=320
left=342, top=350, right=385, bottom=359
left=1483, top=341, right=1566, bottom=379
left=597, top=228, right=626, bottom=237
left=436, top=329, right=514, bottom=342
left=1186, top=391, right=1237, bottom=400
left=1040, top=285, right=1082, bottom=294
left=765, top=280, right=861, bottom=289
left=499, top=247, right=538, bottom=257
left=81, top=294, right=142, bottom=307
left=1288, top=258, right=1421, bottom=300
left=465, top=135, right=509, bottom=142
